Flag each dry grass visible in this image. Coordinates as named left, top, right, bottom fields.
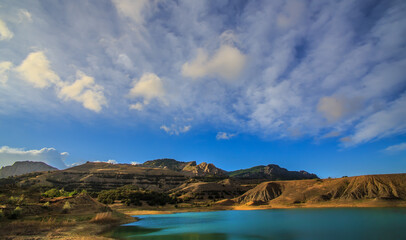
left=89, top=212, right=118, bottom=224
left=0, top=217, right=76, bottom=237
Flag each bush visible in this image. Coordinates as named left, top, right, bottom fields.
left=42, top=201, right=50, bottom=209
left=9, top=207, right=22, bottom=219
left=62, top=201, right=71, bottom=214
left=42, top=188, right=79, bottom=198
left=0, top=209, right=4, bottom=219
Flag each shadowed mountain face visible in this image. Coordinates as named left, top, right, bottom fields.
left=0, top=161, right=57, bottom=178
left=228, top=164, right=318, bottom=180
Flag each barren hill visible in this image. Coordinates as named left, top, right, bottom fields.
left=234, top=174, right=406, bottom=205
left=0, top=161, right=57, bottom=178
left=26, top=162, right=189, bottom=191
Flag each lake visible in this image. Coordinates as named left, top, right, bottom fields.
left=111, top=208, right=406, bottom=240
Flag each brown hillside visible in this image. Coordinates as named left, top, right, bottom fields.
left=27, top=162, right=188, bottom=191
left=171, top=179, right=250, bottom=200
left=234, top=174, right=406, bottom=205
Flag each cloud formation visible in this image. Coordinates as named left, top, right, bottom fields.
left=0, top=61, right=13, bottom=84
left=384, top=142, right=406, bottom=152
left=182, top=44, right=246, bottom=80
left=0, top=0, right=405, bottom=148
left=0, top=19, right=13, bottom=40
left=160, top=124, right=191, bottom=135
left=15, top=51, right=61, bottom=88
left=216, top=132, right=237, bottom=140
left=0, top=146, right=67, bottom=169
left=129, top=73, right=166, bottom=110
left=59, top=71, right=107, bottom=112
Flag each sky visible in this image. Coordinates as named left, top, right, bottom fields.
left=0, top=0, right=405, bottom=178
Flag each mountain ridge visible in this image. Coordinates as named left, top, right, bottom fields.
left=0, top=161, right=57, bottom=178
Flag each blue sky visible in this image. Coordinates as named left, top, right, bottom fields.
left=0, top=0, right=405, bottom=178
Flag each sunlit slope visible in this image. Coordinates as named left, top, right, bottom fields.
left=234, top=174, right=406, bottom=205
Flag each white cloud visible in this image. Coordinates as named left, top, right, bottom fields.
left=160, top=124, right=191, bottom=135
left=18, top=9, right=32, bottom=23
left=0, top=19, right=13, bottom=40
left=15, top=51, right=61, bottom=88
left=182, top=44, right=246, bottom=80
left=112, top=0, right=150, bottom=25
left=128, top=73, right=166, bottom=110
left=0, top=61, right=13, bottom=84
left=0, top=146, right=67, bottom=169
left=58, top=71, right=107, bottom=112
left=216, top=132, right=237, bottom=140
left=129, top=102, right=144, bottom=111
left=349, top=94, right=406, bottom=145
left=107, top=159, right=117, bottom=164
left=131, top=161, right=139, bottom=165
left=384, top=142, right=406, bottom=152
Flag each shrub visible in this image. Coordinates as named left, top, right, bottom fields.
left=62, top=201, right=71, bottom=214
left=42, top=188, right=79, bottom=198
left=0, top=209, right=4, bottom=219
left=42, top=201, right=50, bottom=209
left=9, top=207, right=22, bottom=219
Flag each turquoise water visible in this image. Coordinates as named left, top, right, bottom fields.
left=111, top=208, right=406, bottom=240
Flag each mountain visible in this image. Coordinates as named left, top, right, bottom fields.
left=234, top=174, right=406, bottom=205
left=30, top=161, right=189, bottom=191
left=142, top=159, right=193, bottom=171
left=228, top=164, right=318, bottom=180
left=0, top=161, right=57, bottom=178
left=142, top=159, right=227, bottom=177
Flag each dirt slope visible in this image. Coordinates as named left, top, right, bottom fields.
left=233, top=174, right=406, bottom=205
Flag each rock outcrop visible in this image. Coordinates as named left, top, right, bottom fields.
left=142, top=159, right=227, bottom=177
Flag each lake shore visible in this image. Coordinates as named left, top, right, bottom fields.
left=110, top=199, right=406, bottom=217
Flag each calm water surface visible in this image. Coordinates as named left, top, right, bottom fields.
left=111, top=208, right=406, bottom=240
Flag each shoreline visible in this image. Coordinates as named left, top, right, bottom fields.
left=110, top=199, right=406, bottom=217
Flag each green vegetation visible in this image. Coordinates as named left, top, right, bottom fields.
left=97, top=185, right=178, bottom=206
left=42, top=188, right=78, bottom=198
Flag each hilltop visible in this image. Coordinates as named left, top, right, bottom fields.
left=228, top=164, right=318, bottom=180
left=0, top=161, right=57, bottom=178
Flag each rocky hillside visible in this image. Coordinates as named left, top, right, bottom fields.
left=228, top=164, right=318, bottom=180
left=0, top=161, right=57, bottom=178
left=142, top=158, right=192, bottom=171
left=171, top=178, right=250, bottom=200
left=234, top=174, right=406, bottom=205
left=22, top=162, right=189, bottom=192
left=142, top=159, right=227, bottom=177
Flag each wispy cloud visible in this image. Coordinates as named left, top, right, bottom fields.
left=384, top=142, right=406, bottom=152
left=160, top=124, right=191, bottom=135
left=216, top=132, right=237, bottom=140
